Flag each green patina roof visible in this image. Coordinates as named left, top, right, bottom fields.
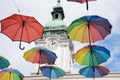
left=45, top=19, right=67, bottom=28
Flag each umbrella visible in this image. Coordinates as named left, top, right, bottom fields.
left=0, top=56, right=10, bottom=70
left=23, top=47, right=57, bottom=74
left=0, top=14, right=44, bottom=50
left=67, top=15, right=112, bottom=43
left=67, top=0, right=96, bottom=10
left=74, top=45, right=110, bottom=66
left=23, top=47, right=57, bottom=64
left=40, top=65, right=66, bottom=80
left=79, top=66, right=110, bottom=78
left=0, top=68, right=24, bottom=80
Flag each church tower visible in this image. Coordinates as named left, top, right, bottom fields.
left=35, top=0, right=73, bottom=73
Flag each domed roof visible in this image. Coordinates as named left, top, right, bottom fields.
left=45, top=19, right=67, bottom=28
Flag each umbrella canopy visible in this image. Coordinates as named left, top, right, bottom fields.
left=67, top=0, right=96, bottom=3
left=67, top=0, right=96, bottom=10
left=23, top=47, right=57, bottom=64
left=74, top=45, right=110, bottom=66
left=0, top=68, right=24, bottom=80
left=0, top=56, right=10, bottom=70
left=40, top=66, right=66, bottom=79
left=0, top=14, right=44, bottom=50
left=79, top=66, right=110, bottom=78
left=67, top=15, right=112, bottom=43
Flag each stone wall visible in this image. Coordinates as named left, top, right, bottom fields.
left=24, top=73, right=120, bottom=80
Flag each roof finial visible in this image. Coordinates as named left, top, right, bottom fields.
left=57, top=0, right=60, bottom=3
left=56, top=0, right=61, bottom=6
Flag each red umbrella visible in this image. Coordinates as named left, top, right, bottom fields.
left=0, top=14, right=44, bottom=50
left=67, top=0, right=96, bottom=10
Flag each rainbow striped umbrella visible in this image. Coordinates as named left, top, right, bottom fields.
left=74, top=45, right=110, bottom=66
left=23, top=47, right=57, bottom=64
left=79, top=66, right=110, bottom=78
left=40, top=66, right=66, bottom=79
left=0, top=68, right=24, bottom=80
left=67, top=15, right=112, bottom=43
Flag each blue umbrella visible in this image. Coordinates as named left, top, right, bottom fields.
left=40, top=66, right=66, bottom=79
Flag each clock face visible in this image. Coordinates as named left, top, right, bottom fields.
left=47, top=39, right=58, bottom=49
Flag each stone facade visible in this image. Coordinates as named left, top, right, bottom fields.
left=24, top=73, right=120, bottom=80
left=34, top=0, right=73, bottom=73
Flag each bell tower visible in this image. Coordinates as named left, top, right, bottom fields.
left=51, top=0, right=64, bottom=20
left=35, top=0, right=73, bottom=73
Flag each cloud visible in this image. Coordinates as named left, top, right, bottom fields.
left=96, top=33, right=120, bottom=72
left=71, top=62, right=83, bottom=74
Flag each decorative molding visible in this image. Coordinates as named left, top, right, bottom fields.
left=24, top=73, right=120, bottom=80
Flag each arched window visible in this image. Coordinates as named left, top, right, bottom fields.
left=55, top=13, right=58, bottom=19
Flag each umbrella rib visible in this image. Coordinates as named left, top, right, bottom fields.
left=82, top=24, right=87, bottom=42
left=14, top=24, right=22, bottom=40
left=73, top=26, right=82, bottom=41
left=41, top=51, right=49, bottom=64
left=89, top=25, right=96, bottom=42
left=21, top=17, right=31, bottom=42
left=32, top=51, right=39, bottom=63
left=6, top=22, right=22, bottom=40
left=2, top=22, right=20, bottom=32
left=30, top=24, right=42, bottom=35
left=9, top=72, right=11, bottom=80
left=91, top=23, right=104, bottom=39
left=18, top=16, right=34, bottom=43
left=92, top=21, right=111, bottom=34
left=22, top=17, right=35, bottom=42
left=25, top=17, right=43, bottom=38
left=23, top=25, right=30, bottom=42
left=24, top=23, right=43, bottom=42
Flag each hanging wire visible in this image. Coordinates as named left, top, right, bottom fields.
left=85, top=0, right=90, bottom=16
left=12, top=0, right=21, bottom=13
left=86, top=0, right=89, bottom=10
left=11, top=0, right=26, bottom=50
left=87, top=21, right=95, bottom=80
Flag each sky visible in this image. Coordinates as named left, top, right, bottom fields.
left=0, top=0, right=120, bottom=76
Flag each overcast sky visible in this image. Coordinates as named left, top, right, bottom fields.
left=0, top=0, right=120, bottom=76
